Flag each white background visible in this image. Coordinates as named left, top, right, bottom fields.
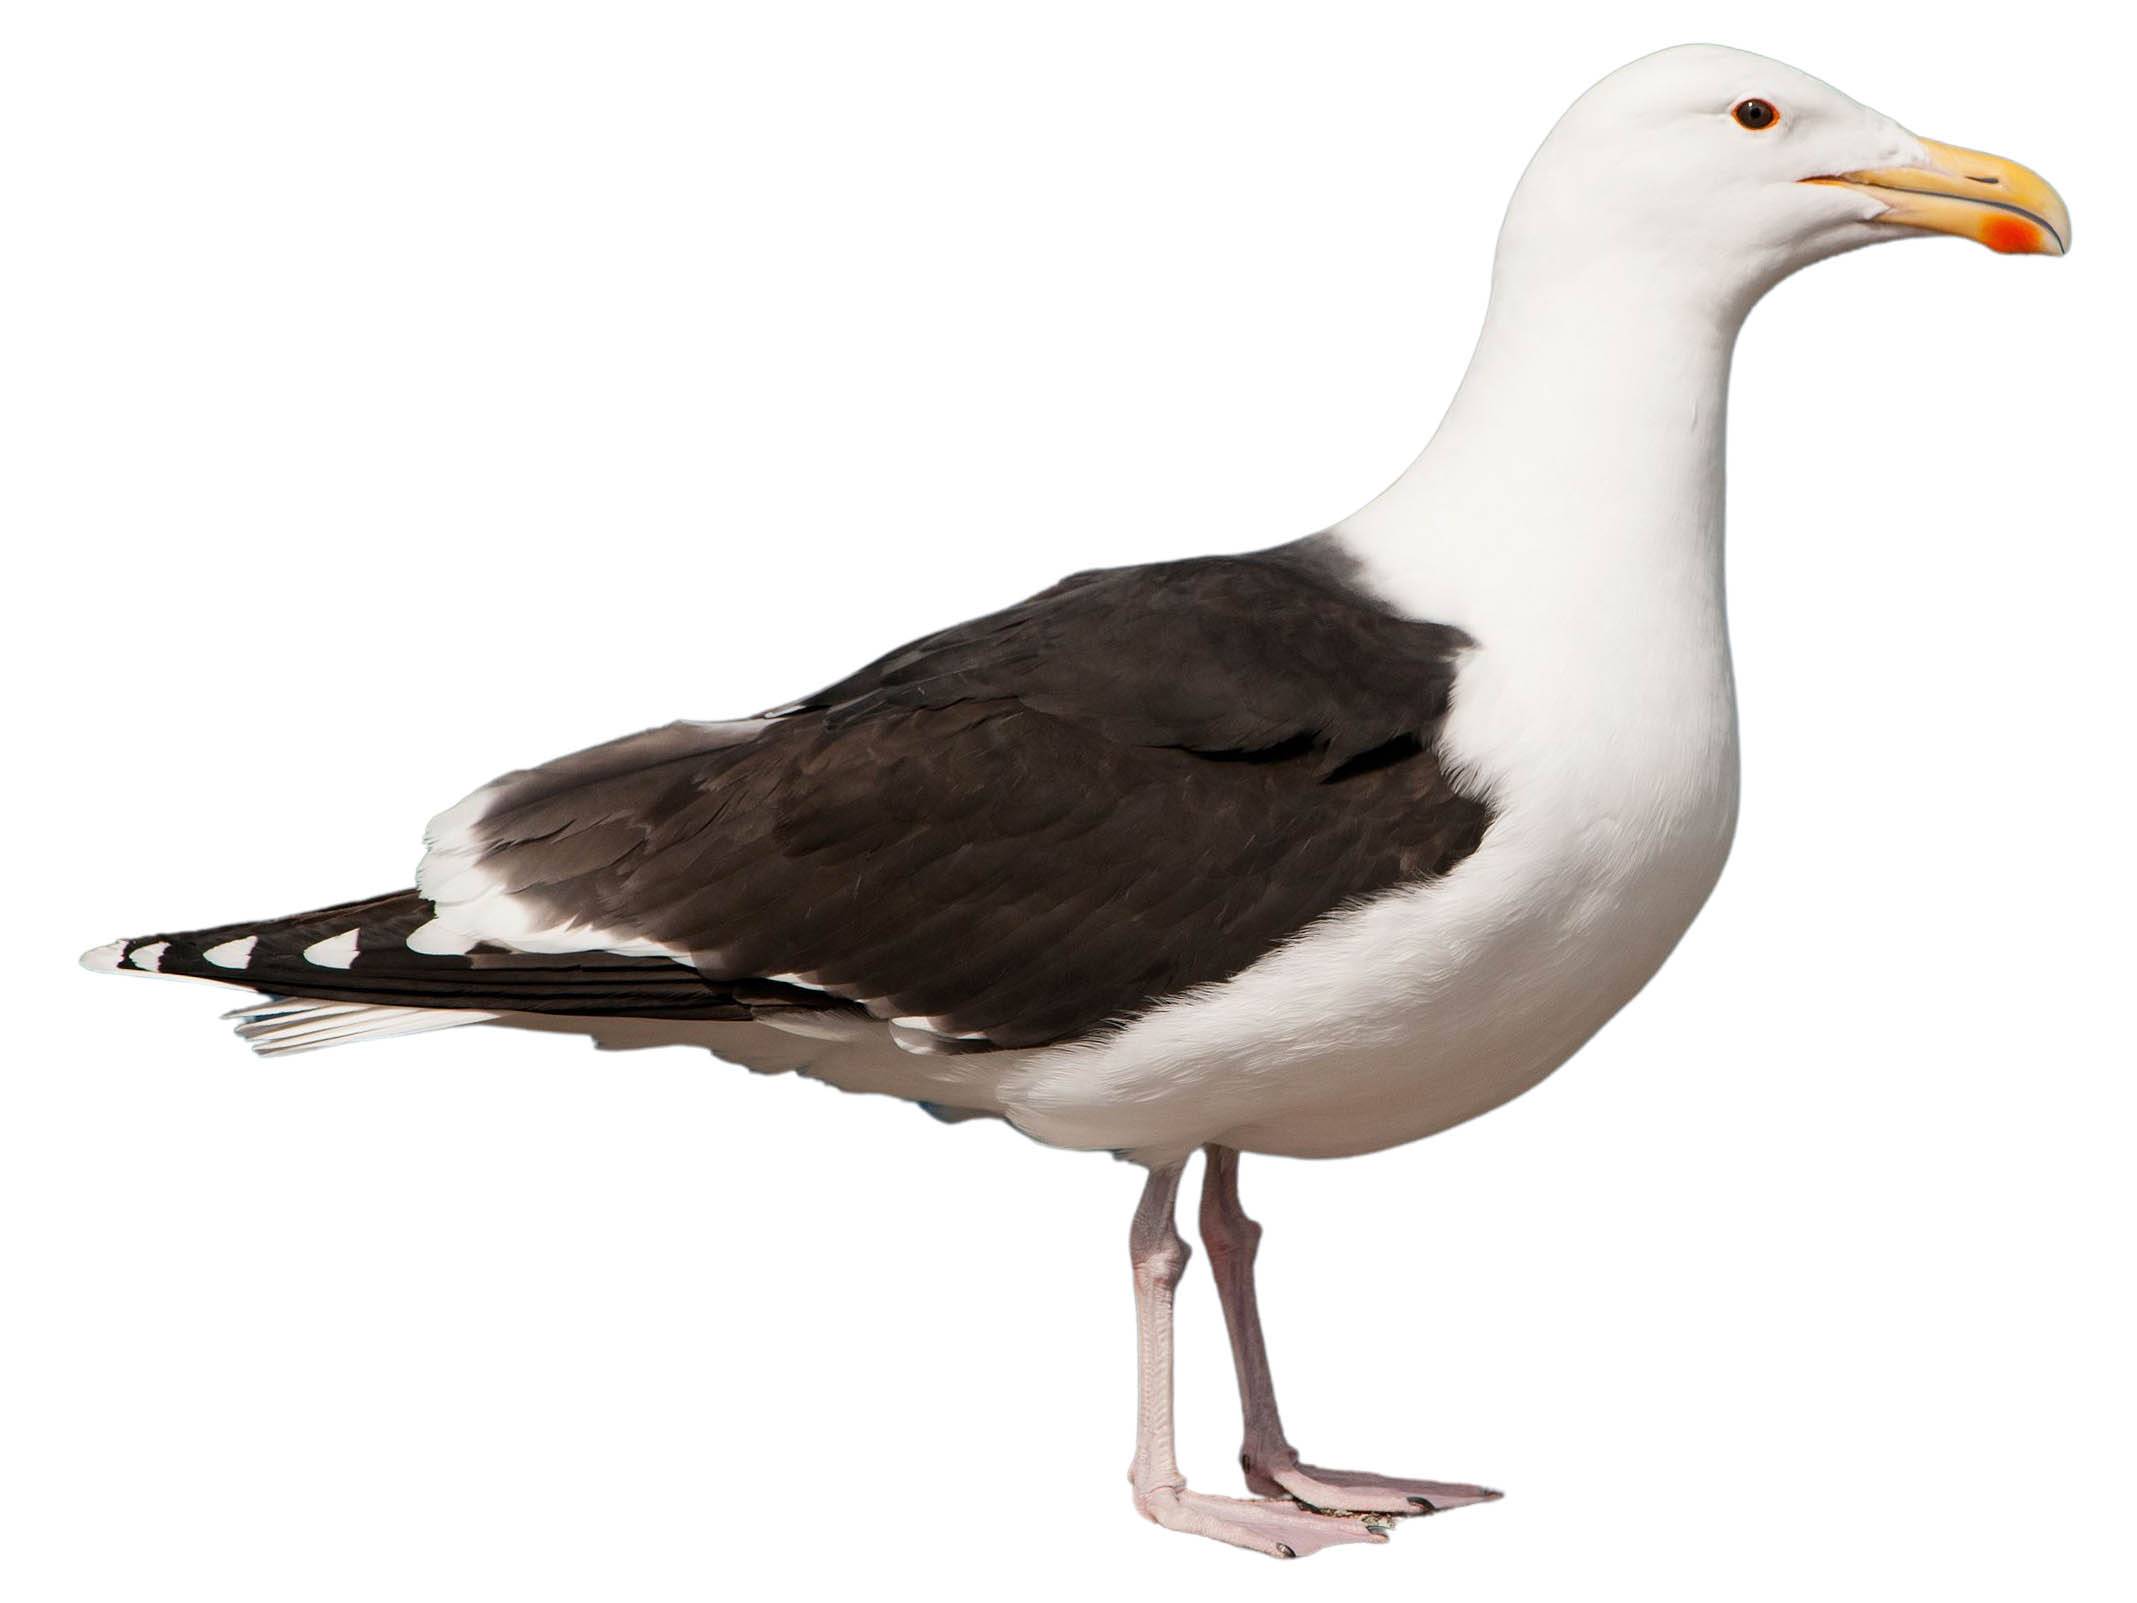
left=4, top=2, right=2130, bottom=1598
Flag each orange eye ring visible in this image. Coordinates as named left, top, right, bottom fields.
left=1732, top=98, right=1779, bottom=131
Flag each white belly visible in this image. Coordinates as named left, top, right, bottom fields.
left=999, top=787, right=1736, bottom=1160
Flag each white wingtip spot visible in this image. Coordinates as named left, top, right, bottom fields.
left=80, top=940, right=128, bottom=973
left=302, top=929, right=361, bottom=969
left=129, top=940, right=171, bottom=973
left=202, top=935, right=258, bottom=970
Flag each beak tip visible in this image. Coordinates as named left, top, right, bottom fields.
left=1983, top=215, right=2062, bottom=256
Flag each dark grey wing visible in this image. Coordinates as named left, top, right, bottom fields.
left=415, top=541, right=1493, bottom=1049
left=796, top=542, right=1466, bottom=770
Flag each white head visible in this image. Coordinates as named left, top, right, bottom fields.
left=1495, top=45, right=2068, bottom=320
left=1335, top=43, right=2069, bottom=596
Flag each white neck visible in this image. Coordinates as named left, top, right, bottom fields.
left=1334, top=251, right=1750, bottom=839
left=1337, top=247, right=1745, bottom=618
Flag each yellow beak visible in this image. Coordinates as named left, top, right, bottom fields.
left=1804, top=138, right=2070, bottom=255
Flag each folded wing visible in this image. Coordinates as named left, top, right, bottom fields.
left=415, top=543, right=1493, bottom=1050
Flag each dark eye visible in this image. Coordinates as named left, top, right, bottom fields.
left=1732, top=98, right=1779, bottom=131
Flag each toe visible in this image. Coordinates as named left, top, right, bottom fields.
left=1139, top=1487, right=1389, bottom=1558
left=1270, top=1463, right=1504, bottom=1516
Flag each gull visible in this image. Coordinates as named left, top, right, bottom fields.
left=83, top=44, right=2069, bottom=1557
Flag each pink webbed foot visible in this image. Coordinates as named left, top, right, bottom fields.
left=1249, top=1457, right=1503, bottom=1516
left=1135, top=1485, right=1392, bottom=1558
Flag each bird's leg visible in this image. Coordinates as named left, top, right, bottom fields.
left=1198, top=1144, right=1502, bottom=1517
left=1128, top=1159, right=1193, bottom=1501
left=1126, top=1160, right=1387, bottom=1558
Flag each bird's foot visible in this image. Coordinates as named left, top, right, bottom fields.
left=1134, top=1484, right=1391, bottom=1558
left=1246, top=1455, right=1503, bottom=1516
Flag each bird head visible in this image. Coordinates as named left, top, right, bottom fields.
left=1494, top=45, right=2068, bottom=312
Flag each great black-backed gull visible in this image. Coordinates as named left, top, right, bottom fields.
left=82, top=45, right=2068, bottom=1557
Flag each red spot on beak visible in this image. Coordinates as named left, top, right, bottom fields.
left=1982, top=216, right=2041, bottom=255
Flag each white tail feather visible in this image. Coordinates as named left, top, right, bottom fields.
left=224, top=997, right=496, bottom=1057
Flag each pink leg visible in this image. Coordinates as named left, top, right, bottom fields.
left=1127, top=1160, right=1388, bottom=1558
left=1199, top=1145, right=1503, bottom=1517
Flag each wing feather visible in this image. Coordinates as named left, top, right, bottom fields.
left=414, top=541, right=1492, bottom=1048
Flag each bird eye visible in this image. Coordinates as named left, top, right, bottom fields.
left=1732, top=98, right=1779, bottom=131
